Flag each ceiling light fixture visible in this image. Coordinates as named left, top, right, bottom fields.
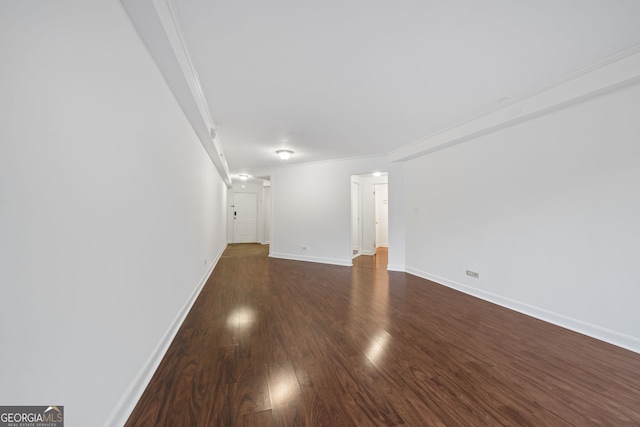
left=373, top=171, right=382, bottom=177
left=276, top=150, right=294, bottom=161
left=238, top=174, right=249, bottom=181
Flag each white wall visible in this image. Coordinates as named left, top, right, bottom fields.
left=0, top=2, right=227, bottom=426
left=262, top=185, right=271, bottom=244
left=271, top=157, right=389, bottom=266
left=402, top=82, right=640, bottom=352
left=387, top=162, right=406, bottom=271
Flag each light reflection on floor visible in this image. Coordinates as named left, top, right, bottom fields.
left=268, top=371, right=299, bottom=408
left=226, top=306, right=256, bottom=329
left=365, top=329, right=392, bottom=365
left=348, top=247, right=392, bottom=368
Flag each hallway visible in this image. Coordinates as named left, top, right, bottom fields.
left=127, top=244, right=640, bottom=426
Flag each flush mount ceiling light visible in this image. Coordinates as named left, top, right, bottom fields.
left=276, top=150, right=294, bottom=161
left=238, top=174, right=250, bottom=181
left=373, top=171, right=382, bottom=177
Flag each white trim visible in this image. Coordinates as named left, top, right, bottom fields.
left=386, top=264, right=405, bottom=272
left=103, top=244, right=227, bottom=427
left=152, top=0, right=231, bottom=182
left=120, top=0, right=232, bottom=186
left=269, top=252, right=352, bottom=267
left=153, top=0, right=211, bottom=133
left=390, top=46, right=640, bottom=162
left=405, top=267, right=640, bottom=355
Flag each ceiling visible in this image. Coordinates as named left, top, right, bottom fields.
left=164, top=0, right=640, bottom=177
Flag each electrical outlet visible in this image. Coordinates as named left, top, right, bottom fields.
left=302, top=246, right=308, bottom=251
left=466, top=270, right=479, bottom=278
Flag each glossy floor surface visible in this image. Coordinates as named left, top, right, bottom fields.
left=127, top=244, right=640, bottom=426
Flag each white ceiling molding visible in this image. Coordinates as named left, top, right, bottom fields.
left=121, top=0, right=232, bottom=186
left=390, top=45, right=640, bottom=162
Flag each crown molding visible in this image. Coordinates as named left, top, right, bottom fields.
left=121, top=0, right=232, bottom=186
left=390, top=45, right=640, bottom=162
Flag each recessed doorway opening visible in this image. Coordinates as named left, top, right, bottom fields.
left=350, top=172, right=388, bottom=265
left=228, top=177, right=271, bottom=245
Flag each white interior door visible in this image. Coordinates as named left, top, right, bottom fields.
left=233, top=193, right=258, bottom=243
left=351, top=181, right=361, bottom=255
left=374, top=184, right=388, bottom=248
left=262, top=186, right=271, bottom=244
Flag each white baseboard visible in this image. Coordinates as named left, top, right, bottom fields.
left=104, top=244, right=227, bottom=427
left=386, top=264, right=405, bottom=272
left=405, top=267, right=640, bottom=355
left=269, top=252, right=352, bottom=267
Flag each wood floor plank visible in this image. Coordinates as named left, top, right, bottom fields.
left=126, top=244, right=640, bottom=426
left=267, top=360, right=305, bottom=427
left=234, top=357, right=271, bottom=416
left=240, top=410, right=275, bottom=427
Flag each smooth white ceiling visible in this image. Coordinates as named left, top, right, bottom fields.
left=172, top=0, right=640, bottom=176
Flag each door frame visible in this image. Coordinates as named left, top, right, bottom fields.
left=373, top=183, right=389, bottom=248
left=351, top=180, right=362, bottom=258
left=232, top=191, right=258, bottom=243
left=350, top=173, right=388, bottom=258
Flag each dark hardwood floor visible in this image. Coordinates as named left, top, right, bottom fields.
left=126, top=244, right=640, bottom=426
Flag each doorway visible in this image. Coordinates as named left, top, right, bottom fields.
left=350, top=173, right=388, bottom=262
left=351, top=180, right=362, bottom=257
left=233, top=192, right=258, bottom=243
left=374, top=183, right=388, bottom=248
